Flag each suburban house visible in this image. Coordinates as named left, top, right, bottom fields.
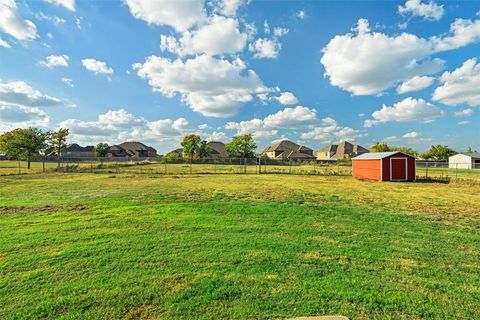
left=261, top=140, right=315, bottom=161
left=316, top=141, right=369, bottom=160
left=207, top=141, right=227, bottom=159
left=46, top=143, right=95, bottom=158
left=108, top=141, right=157, bottom=158
left=449, top=152, right=480, bottom=169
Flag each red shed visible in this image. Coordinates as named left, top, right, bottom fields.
left=352, top=152, right=416, bottom=182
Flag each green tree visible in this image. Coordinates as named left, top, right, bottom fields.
left=420, top=145, right=455, bottom=161
left=164, top=152, right=179, bottom=162
left=0, top=128, right=48, bottom=169
left=95, top=143, right=110, bottom=165
left=370, top=142, right=390, bottom=152
left=181, top=134, right=201, bottom=173
left=466, top=146, right=477, bottom=153
left=391, top=146, right=417, bottom=157
left=49, top=128, right=69, bottom=167
left=198, top=140, right=211, bottom=159
left=226, top=134, right=257, bottom=158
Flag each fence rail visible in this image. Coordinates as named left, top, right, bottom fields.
left=1, top=158, right=479, bottom=183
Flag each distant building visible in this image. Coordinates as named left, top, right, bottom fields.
left=47, top=143, right=95, bottom=158
left=261, top=140, right=315, bottom=161
left=316, top=141, right=368, bottom=160
left=166, top=148, right=183, bottom=158
left=449, top=152, right=480, bottom=169
left=207, top=141, right=227, bottom=158
left=108, top=141, right=157, bottom=158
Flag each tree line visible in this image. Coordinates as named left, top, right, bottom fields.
left=369, top=142, right=474, bottom=161
left=0, top=128, right=111, bottom=168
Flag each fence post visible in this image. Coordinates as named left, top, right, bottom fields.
left=455, top=163, right=458, bottom=181
left=42, top=155, right=45, bottom=173
left=18, top=157, right=21, bottom=175
left=426, top=161, right=429, bottom=179
left=164, top=158, right=167, bottom=175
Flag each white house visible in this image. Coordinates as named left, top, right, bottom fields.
left=448, top=152, right=480, bottom=169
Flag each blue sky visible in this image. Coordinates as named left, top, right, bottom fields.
left=0, top=0, right=479, bottom=153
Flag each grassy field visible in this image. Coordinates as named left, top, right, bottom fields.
left=1, top=173, right=479, bottom=319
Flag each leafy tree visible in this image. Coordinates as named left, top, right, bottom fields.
left=0, top=128, right=48, bottom=169
left=49, top=128, right=69, bottom=167
left=370, top=142, right=390, bottom=152
left=391, top=146, right=417, bottom=157
left=95, top=143, right=110, bottom=165
left=466, top=146, right=477, bottom=153
left=420, top=145, right=455, bottom=161
left=198, top=140, right=211, bottom=159
left=164, top=152, right=179, bottom=162
left=226, top=134, right=257, bottom=158
left=181, top=134, right=201, bottom=173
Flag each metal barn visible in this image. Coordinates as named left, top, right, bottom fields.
left=352, top=152, right=416, bottom=182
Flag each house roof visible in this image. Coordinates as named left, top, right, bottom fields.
left=119, top=141, right=150, bottom=151
left=109, top=145, right=127, bottom=151
left=263, top=140, right=313, bottom=153
left=288, top=151, right=315, bottom=159
left=353, top=152, right=414, bottom=160
left=207, top=141, right=225, bottom=155
left=453, top=152, right=480, bottom=158
left=65, top=143, right=94, bottom=152
left=318, top=141, right=368, bottom=159
left=319, top=144, right=338, bottom=153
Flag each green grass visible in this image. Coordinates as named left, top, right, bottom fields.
left=0, top=174, right=479, bottom=319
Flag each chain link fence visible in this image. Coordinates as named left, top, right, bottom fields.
left=1, top=157, right=479, bottom=183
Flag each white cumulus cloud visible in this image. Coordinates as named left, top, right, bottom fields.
left=300, top=117, right=364, bottom=142
left=364, top=97, right=444, bottom=127
left=0, top=0, right=38, bottom=40
left=263, top=106, right=317, bottom=128
left=45, top=0, right=76, bottom=11
left=0, top=37, right=10, bottom=48
left=0, top=104, right=50, bottom=131
left=431, top=18, right=480, bottom=51
left=213, top=0, right=245, bottom=17
left=123, top=0, right=206, bottom=32
left=403, top=131, right=419, bottom=138
left=396, top=76, right=435, bottom=94
left=432, top=58, right=480, bottom=107
left=61, top=78, right=74, bottom=87
left=59, top=109, right=194, bottom=150
left=454, top=108, right=474, bottom=116
left=249, top=38, right=281, bottom=59
left=398, top=0, right=444, bottom=21
left=160, top=15, right=247, bottom=56
left=133, top=54, right=267, bottom=118
left=82, top=58, right=114, bottom=75
left=273, top=91, right=298, bottom=105
left=0, top=80, right=63, bottom=107
left=40, top=54, right=69, bottom=68
left=321, top=17, right=480, bottom=96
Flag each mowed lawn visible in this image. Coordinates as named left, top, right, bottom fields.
left=0, top=174, right=479, bottom=319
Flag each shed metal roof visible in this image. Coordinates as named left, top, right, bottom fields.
left=453, top=152, right=480, bottom=158
left=353, top=152, right=414, bottom=160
